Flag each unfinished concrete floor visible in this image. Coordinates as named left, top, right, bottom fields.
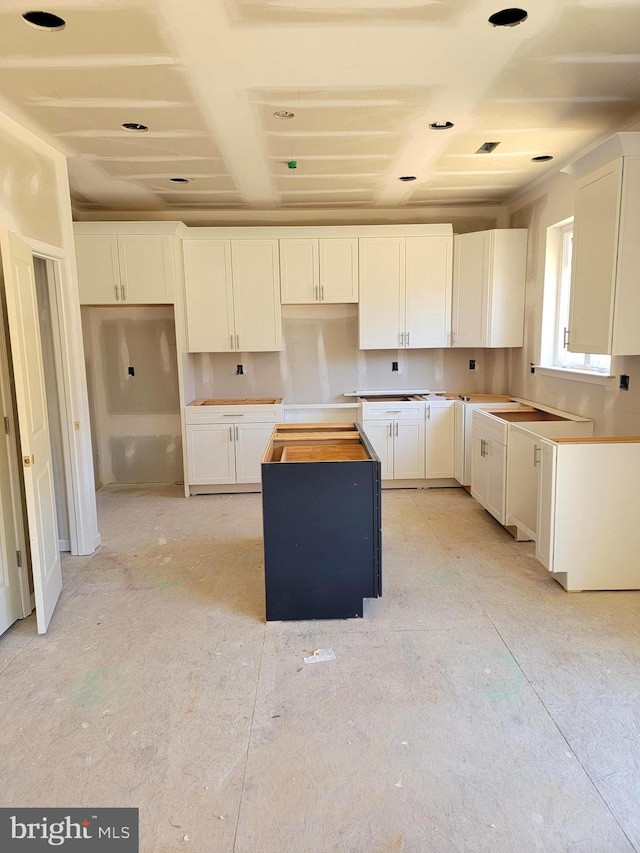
left=2, top=485, right=640, bottom=852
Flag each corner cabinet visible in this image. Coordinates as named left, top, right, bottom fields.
left=75, top=234, right=175, bottom=304
left=568, top=156, right=640, bottom=355
left=358, top=235, right=453, bottom=349
left=280, top=238, right=358, bottom=303
left=452, top=229, right=527, bottom=348
left=183, top=239, right=282, bottom=352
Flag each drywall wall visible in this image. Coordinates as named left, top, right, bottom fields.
left=82, top=306, right=182, bottom=484
left=507, top=170, right=640, bottom=435
left=192, top=304, right=509, bottom=402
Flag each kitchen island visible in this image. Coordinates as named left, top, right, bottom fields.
left=261, top=423, right=382, bottom=621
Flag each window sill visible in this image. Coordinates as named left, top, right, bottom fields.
left=534, top=366, right=617, bottom=387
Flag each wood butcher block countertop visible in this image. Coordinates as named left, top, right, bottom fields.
left=188, top=397, right=283, bottom=406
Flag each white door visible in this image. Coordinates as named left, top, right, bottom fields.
left=231, top=240, right=282, bottom=351
left=393, top=419, right=425, bottom=480
left=183, top=240, right=235, bottom=352
left=74, top=235, right=121, bottom=304
left=280, top=239, right=319, bottom=303
left=452, top=231, right=488, bottom=347
left=361, top=421, right=393, bottom=480
left=358, top=238, right=404, bottom=349
left=405, top=237, right=452, bottom=348
left=0, top=320, right=23, bottom=636
left=186, top=424, right=236, bottom=485
left=485, top=438, right=506, bottom=525
left=535, top=440, right=556, bottom=571
left=320, top=239, right=358, bottom=303
left=117, top=235, right=174, bottom=304
left=426, top=403, right=455, bottom=478
left=235, top=423, right=274, bottom=483
left=1, top=231, right=62, bottom=634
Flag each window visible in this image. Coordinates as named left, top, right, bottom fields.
left=541, top=219, right=612, bottom=376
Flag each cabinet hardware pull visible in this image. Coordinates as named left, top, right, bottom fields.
left=121, top=283, right=126, bottom=301
left=388, top=423, right=392, bottom=438
left=427, top=405, right=431, bottom=420
left=563, top=327, right=570, bottom=348
left=223, top=413, right=244, bottom=417
left=406, top=331, right=410, bottom=347
left=321, top=285, right=324, bottom=301
left=386, top=410, right=402, bottom=414
left=395, top=422, right=399, bottom=437
left=235, top=425, right=239, bottom=440
left=236, top=334, right=240, bottom=350
left=400, top=332, right=404, bottom=347
left=451, top=330, right=456, bottom=345
left=114, top=284, right=120, bottom=301
left=533, top=445, right=541, bottom=467
left=315, top=285, right=319, bottom=301
left=229, top=427, right=233, bottom=441
left=230, top=334, right=234, bottom=350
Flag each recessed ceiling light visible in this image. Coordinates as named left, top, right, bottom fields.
left=121, top=122, right=149, bottom=133
left=488, top=8, right=528, bottom=27
left=531, top=155, right=553, bottom=162
left=273, top=110, right=295, bottom=120
left=429, top=121, right=454, bottom=130
left=169, top=177, right=193, bottom=183
left=399, top=176, right=417, bottom=182
left=22, top=10, right=66, bottom=30
left=476, top=141, right=501, bottom=154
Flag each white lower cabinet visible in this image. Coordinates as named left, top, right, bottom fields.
left=362, top=419, right=425, bottom=480
left=235, top=423, right=276, bottom=483
left=425, top=401, right=455, bottom=478
left=187, top=424, right=236, bottom=485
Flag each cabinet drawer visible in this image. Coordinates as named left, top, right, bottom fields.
left=472, top=410, right=508, bottom=445
left=360, top=402, right=425, bottom=420
left=185, top=405, right=282, bottom=424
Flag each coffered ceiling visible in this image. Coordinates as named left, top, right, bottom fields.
left=1, top=0, right=640, bottom=218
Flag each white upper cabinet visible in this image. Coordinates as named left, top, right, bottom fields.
left=280, top=238, right=358, bottom=303
left=183, top=239, right=282, bottom=353
left=569, top=156, right=640, bottom=355
left=359, top=235, right=453, bottom=349
left=75, top=233, right=174, bottom=305
left=452, top=229, right=527, bottom=348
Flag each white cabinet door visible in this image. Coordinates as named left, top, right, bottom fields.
left=568, top=160, right=621, bottom=355
left=535, top=440, right=556, bottom=571
left=506, top=427, right=538, bottom=539
left=231, top=240, right=282, bottom=351
left=485, top=438, right=506, bottom=524
left=187, top=424, right=236, bottom=485
left=405, top=236, right=452, bottom=348
left=235, top=423, right=273, bottom=483
left=362, top=421, right=393, bottom=480
left=393, top=419, right=425, bottom=480
left=426, top=402, right=455, bottom=478
left=452, top=231, right=487, bottom=347
left=471, top=432, right=488, bottom=506
left=320, top=239, right=358, bottom=303
left=117, top=235, right=174, bottom=303
left=75, top=235, right=121, bottom=304
left=183, top=240, right=235, bottom=352
left=359, top=238, right=404, bottom=349
left=280, top=239, right=319, bottom=303
left=453, top=401, right=465, bottom=483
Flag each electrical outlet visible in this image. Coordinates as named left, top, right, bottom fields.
left=620, top=374, right=629, bottom=390
left=469, top=359, right=476, bottom=370
left=236, top=364, right=244, bottom=376
left=392, top=361, right=399, bottom=372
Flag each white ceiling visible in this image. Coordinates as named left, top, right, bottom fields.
left=2, top=0, right=640, bottom=218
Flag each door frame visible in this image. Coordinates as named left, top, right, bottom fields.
left=24, top=235, right=99, bottom=556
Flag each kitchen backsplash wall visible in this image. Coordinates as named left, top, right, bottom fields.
left=192, top=305, right=510, bottom=403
